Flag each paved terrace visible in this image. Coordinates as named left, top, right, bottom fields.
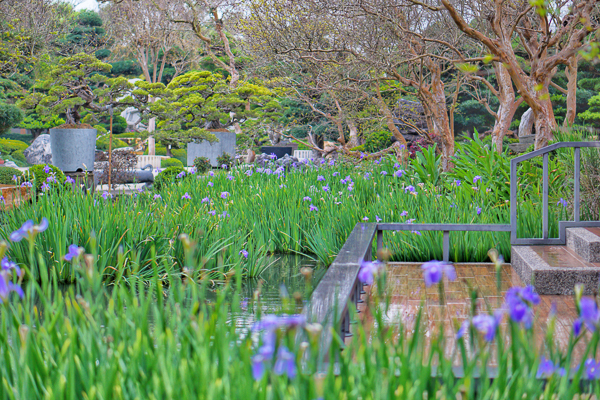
left=356, top=262, right=589, bottom=366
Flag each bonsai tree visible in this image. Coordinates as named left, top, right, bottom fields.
left=18, top=53, right=133, bottom=127
left=134, top=71, right=283, bottom=155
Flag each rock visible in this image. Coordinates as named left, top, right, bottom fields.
left=519, top=108, right=534, bottom=137
left=3, top=161, right=18, bottom=168
left=23, top=134, right=52, bottom=165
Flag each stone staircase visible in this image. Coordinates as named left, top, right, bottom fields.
left=512, top=227, right=600, bottom=294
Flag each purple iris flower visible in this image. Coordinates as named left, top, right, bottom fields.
left=472, top=312, right=502, bottom=342
left=252, top=355, right=266, bottom=380
left=10, top=218, right=49, bottom=242
left=557, top=198, right=568, bottom=207
left=221, top=164, right=228, bottom=169
left=578, top=297, right=600, bottom=331
left=41, top=182, right=50, bottom=192
left=400, top=211, right=408, bottom=217
left=208, top=210, right=216, bottom=216
left=477, top=207, right=482, bottom=215
left=394, top=170, right=404, bottom=178
left=239, top=249, right=248, bottom=258
left=340, top=178, right=348, bottom=185
left=412, top=230, right=421, bottom=235
left=376, top=215, right=382, bottom=222
left=189, top=167, right=197, bottom=174
left=473, top=176, right=482, bottom=184
left=46, top=175, right=57, bottom=183
left=220, top=192, right=229, bottom=199
left=202, top=197, right=209, bottom=203
left=363, top=173, right=371, bottom=179
left=421, top=260, right=456, bottom=287
left=274, top=346, right=296, bottom=379
left=1, top=258, right=21, bottom=277
left=573, top=318, right=583, bottom=336
left=269, top=153, right=278, bottom=160
left=64, top=244, right=84, bottom=261
left=227, top=174, right=234, bottom=181
left=584, top=359, right=600, bottom=380
left=381, top=171, right=387, bottom=176
left=222, top=211, right=230, bottom=218
left=176, top=171, right=186, bottom=179
left=102, top=191, right=112, bottom=200
left=246, top=170, right=253, bottom=177
left=0, top=271, right=23, bottom=302
left=317, top=175, right=325, bottom=181
left=181, top=192, right=191, bottom=199
left=328, top=159, right=335, bottom=166
left=43, top=165, right=51, bottom=174
left=209, top=171, right=215, bottom=177
left=154, top=194, right=162, bottom=200
left=404, top=185, right=415, bottom=193
left=362, top=217, right=369, bottom=222
left=358, top=260, right=383, bottom=285
left=207, top=181, right=213, bottom=187
left=309, top=204, right=318, bottom=212
left=348, top=185, right=354, bottom=191
left=537, top=357, right=566, bottom=378
left=322, top=185, right=330, bottom=192
left=21, top=182, right=33, bottom=188
left=303, top=196, right=312, bottom=202
left=11, top=175, right=17, bottom=182
left=505, top=286, right=540, bottom=327
left=264, top=168, right=272, bottom=175
left=333, top=172, right=340, bottom=177
left=454, top=179, right=461, bottom=186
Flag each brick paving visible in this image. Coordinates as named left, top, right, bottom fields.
left=356, top=262, right=593, bottom=365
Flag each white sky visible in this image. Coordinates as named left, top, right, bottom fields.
left=70, top=0, right=99, bottom=11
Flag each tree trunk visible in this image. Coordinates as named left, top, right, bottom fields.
left=166, top=146, right=172, bottom=157
left=425, top=70, right=454, bottom=171
left=491, top=63, right=517, bottom=153
left=346, top=119, right=360, bottom=149
left=563, top=56, right=578, bottom=127
left=374, top=84, right=407, bottom=148
left=533, top=86, right=557, bottom=149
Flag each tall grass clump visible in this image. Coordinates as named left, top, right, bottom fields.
left=0, top=137, right=582, bottom=283
left=0, top=229, right=599, bottom=399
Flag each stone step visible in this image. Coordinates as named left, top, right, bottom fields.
left=511, top=245, right=600, bottom=295
left=567, top=227, right=600, bottom=263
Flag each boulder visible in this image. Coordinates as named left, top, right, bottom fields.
left=3, top=161, right=18, bottom=168
left=24, top=134, right=52, bottom=165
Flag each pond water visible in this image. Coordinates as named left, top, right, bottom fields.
left=215, top=254, right=326, bottom=329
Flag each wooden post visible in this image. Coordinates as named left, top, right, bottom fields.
left=108, top=106, right=113, bottom=194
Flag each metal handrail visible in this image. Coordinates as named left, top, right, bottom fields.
left=510, top=141, right=600, bottom=245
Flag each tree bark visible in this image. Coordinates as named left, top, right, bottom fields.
left=563, top=56, right=578, bottom=127
left=374, top=84, right=408, bottom=148
left=346, top=119, right=360, bottom=149
left=490, top=63, right=519, bottom=153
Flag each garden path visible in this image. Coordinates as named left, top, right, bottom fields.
left=357, top=263, right=588, bottom=366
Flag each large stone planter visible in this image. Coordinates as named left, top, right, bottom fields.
left=50, top=128, right=97, bottom=172
left=187, top=130, right=235, bottom=167
left=0, top=185, right=31, bottom=210
left=260, top=146, right=293, bottom=159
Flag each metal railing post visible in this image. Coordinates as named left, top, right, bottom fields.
left=443, top=231, right=450, bottom=262
left=376, top=229, right=383, bottom=256
left=510, top=159, right=518, bottom=244
left=574, top=147, right=580, bottom=222
left=543, top=153, right=549, bottom=239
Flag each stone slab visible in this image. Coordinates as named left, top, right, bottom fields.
left=565, top=228, right=600, bottom=263
left=512, top=245, right=600, bottom=295
left=187, top=131, right=235, bottom=167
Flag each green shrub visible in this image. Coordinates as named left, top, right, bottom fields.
left=0, top=138, right=29, bottom=153
left=161, top=158, right=184, bottom=168
left=193, top=157, right=211, bottom=174
left=0, top=103, right=23, bottom=135
left=216, top=153, right=234, bottom=169
left=96, top=135, right=128, bottom=151
left=364, top=130, right=392, bottom=153
left=94, top=125, right=107, bottom=134
left=11, top=150, right=27, bottom=164
left=350, top=144, right=366, bottom=152
left=0, top=167, right=22, bottom=184
left=25, top=164, right=67, bottom=193
left=154, top=166, right=185, bottom=191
